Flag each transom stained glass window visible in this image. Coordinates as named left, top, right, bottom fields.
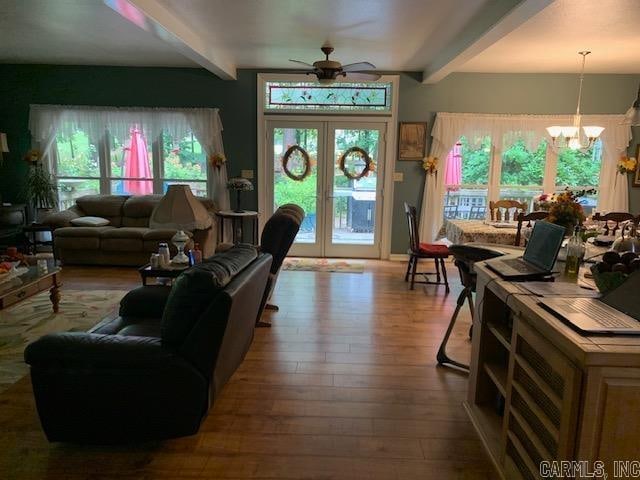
left=265, top=81, right=392, bottom=112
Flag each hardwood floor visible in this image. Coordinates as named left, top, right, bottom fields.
left=0, top=260, right=495, bottom=479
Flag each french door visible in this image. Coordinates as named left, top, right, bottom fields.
left=266, top=120, right=386, bottom=258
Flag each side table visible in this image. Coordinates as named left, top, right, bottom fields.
left=138, top=263, right=189, bottom=286
left=23, top=223, right=56, bottom=262
left=216, top=210, right=259, bottom=245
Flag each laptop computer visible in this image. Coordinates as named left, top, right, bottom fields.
left=486, top=221, right=565, bottom=280
left=540, top=272, right=640, bottom=334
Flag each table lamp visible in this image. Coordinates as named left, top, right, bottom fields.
left=149, top=184, right=212, bottom=264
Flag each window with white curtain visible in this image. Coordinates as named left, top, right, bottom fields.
left=53, top=126, right=207, bottom=210
left=28, top=105, right=226, bottom=212
left=443, top=137, right=602, bottom=219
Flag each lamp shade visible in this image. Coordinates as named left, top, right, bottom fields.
left=0, top=133, right=8, bottom=153
left=149, top=184, right=212, bottom=231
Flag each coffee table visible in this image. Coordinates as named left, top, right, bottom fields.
left=0, top=265, right=62, bottom=312
left=138, top=263, right=189, bottom=286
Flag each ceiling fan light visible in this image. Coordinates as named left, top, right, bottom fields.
left=582, top=126, right=604, bottom=139
left=317, top=78, right=335, bottom=85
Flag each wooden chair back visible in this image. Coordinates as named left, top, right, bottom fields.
left=404, top=202, right=420, bottom=253
left=515, top=211, right=549, bottom=246
left=489, top=200, right=527, bottom=222
left=468, top=205, right=486, bottom=220
left=592, top=212, right=636, bottom=235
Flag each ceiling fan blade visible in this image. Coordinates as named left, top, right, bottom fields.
left=341, top=62, right=376, bottom=72
left=289, top=59, right=315, bottom=68
left=344, top=72, right=381, bottom=81
left=286, top=69, right=318, bottom=74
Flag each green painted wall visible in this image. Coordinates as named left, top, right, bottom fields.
left=1, top=65, right=638, bottom=255
left=394, top=72, right=640, bottom=253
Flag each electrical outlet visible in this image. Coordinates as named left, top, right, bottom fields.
left=241, top=169, right=254, bottom=179
left=393, top=172, right=404, bottom=182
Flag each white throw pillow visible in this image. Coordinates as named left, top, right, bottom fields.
left=70, top=216, right=110, bottom=227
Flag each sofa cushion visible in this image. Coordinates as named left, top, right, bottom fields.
left=101, top=227, right=149, bottom=239
left=75, top=195, right=128, bottom=227
left=70, top=216, right=110, bottom=227
left=55, top=226, right=115, bottom=238
left=99, top=227, right=148, bottom=252
left=121, top=195, right=162, bottom=227
left=161, top=244, right=258, bottom=346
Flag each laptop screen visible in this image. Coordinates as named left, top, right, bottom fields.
left=601, top=271, right=640, bottom=320
left=522, top=221, right=566, bottom=271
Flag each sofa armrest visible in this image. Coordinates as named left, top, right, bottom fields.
left=118, top=285, right=171, bottom=318
left=24, top=332, right=178, bottom=368
left=42, top=206, right=84, bottom=229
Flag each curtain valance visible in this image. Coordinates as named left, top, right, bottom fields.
left=28, top=105, right=224, bottom=150
left=431, top=112, right=631, bottom=153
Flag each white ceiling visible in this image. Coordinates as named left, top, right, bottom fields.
left=153, top=0, right=488, bottom=71
left=0, top=0, right=638, bottom=80
left=459, top=0, right=640, bottom=73
left=0, top=0, right=193, bottom=67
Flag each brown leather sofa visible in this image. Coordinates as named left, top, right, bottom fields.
left=43, top=195, right=217, bottom=266
left=24, top=244, right=272, bottom=443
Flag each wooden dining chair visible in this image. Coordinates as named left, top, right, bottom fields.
left=489, top=200, right=527, bottom=222
left=515, top=211, right=549, bottom=246
left=404, top=203, right=450, bottom=292
left=592, top=212, right=636, bottom=235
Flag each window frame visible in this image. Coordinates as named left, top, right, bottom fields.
left=443, top=137, right=602, bottom=219
left=51, top=128, right=209, bottom=204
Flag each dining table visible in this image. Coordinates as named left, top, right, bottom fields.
left=441, top=219, right=519, bottom=246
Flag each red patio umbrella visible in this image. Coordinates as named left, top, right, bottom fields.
left=123, top=127, right=153, bottom=195
left=444, top=142, right=462, bottom=191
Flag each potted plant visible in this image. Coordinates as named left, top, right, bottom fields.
left=22, top=150, right=57, bottom=222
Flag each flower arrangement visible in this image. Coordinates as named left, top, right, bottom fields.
left=422, top=156, right=437, bottom=175
left=617, top=155, right=637, bottom=174
left=23, top=149, right=41, bottom=164
left=533, top=192, right=557, bottom=211
left=208, top=152, right=226, bottom=169
left=546, top=188, right=596, bottom=233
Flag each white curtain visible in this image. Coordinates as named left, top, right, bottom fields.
left=184, top=109, right=230, bottom=212
left=28, top=105, right=229, bottom=208
left=419, top=112, right=632, bottom=242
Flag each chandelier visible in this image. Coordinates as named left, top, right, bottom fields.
left=546, top=51, right=604, bottom=150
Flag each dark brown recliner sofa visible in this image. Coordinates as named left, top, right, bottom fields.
left=44, top=194, right=217, bottom=266
left=24, top=244, right=272, bottom=443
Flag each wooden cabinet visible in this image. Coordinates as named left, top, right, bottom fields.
left=466, top=265, right=640, bottom=479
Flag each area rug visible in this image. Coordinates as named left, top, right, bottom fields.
left=0, top=289, right=128, bottom=393
left=282, top=258, right=365, bottom=273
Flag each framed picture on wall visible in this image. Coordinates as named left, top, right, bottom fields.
left=398, top=122, right=427, bottom=161
left=634, top=145, right=640, bottom=188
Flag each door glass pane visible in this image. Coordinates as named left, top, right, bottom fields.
left=273, top=127, right=318, bottom=243
left=332, top=129, right=379, bottom=245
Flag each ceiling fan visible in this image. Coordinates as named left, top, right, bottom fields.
left=289, top=46, right=381, bottom=84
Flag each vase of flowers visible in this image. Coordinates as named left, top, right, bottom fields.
left=546, top=188, right=595, bottom=235
left=227, top=177, right=254, bottom=213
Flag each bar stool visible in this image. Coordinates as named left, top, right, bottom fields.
left=436, top=244, right=503, bottom=371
